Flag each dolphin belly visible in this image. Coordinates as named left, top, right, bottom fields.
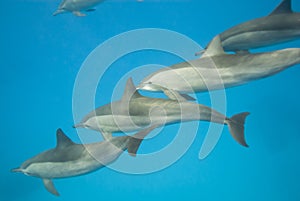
left=63, top=0, right=103, bottom=11
left=24, top=158, right=102, bottom=179
left=85, top=115, right=152, bottom=133
left=141, top=67, right=235, bottom=93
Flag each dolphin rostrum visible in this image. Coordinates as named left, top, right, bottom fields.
left=74, top=78, right=250, bottom=148
left=138, top=35, right=300, bottom=97
left=11, top=128, right=152, bottom=196
left=196, top=0, right=300, bottom=54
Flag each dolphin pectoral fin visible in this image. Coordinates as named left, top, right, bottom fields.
left=226, top=112, right=250, bottom=147
left=269, top=0, right=292, bottom=16
left=86, top=8, right=96, bottom=12
left=235, top=50, right=250, bottom=54
left=162, top=88, right=179, bottom=100
left=178, top=93, right=196, bottom=101
left=128, top=125, right=157, bottom=157
left=162, top=88, right=195, bottom=101
left=73, top=11, right=86, bottom=17
left=42, top=179, right=60, bottom=196
left=101, top=131, right=113, bottom=141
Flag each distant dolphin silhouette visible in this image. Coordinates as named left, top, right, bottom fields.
left=74, top=78, right=250, bottom=147
left=11, top=128, right=152, bottom=196
left=138, top=35, right=300, bottom=97
left=196, top=0, right=300, bottom=54
left=53, top=0, right=104, bottom=16
left=53, top=0, right=143, bottom=16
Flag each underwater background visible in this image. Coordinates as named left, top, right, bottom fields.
left=1, top=0, right=300, bottom=200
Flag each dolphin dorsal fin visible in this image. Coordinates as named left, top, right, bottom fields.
left=203, top=35, right=225, bottom=57
left=121, top=78, right=142, bottom=102
left=56, top=128, right=74, bottom=149
left=269, top=0, right=292, bottom=15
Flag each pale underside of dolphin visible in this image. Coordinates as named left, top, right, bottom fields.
left=11, top=128, right=152, bottom=196
left=75, top=78, right=250, bottom=148
left=53, top=0, right=144, bottom=16
left=196, top=0, right=300, bottom=55
left=138, top=35, right=300, bottom=98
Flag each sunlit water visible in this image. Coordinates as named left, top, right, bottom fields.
left=1, top=0, right=300, bottom=200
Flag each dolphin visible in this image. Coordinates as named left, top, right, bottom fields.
left=196, top=0, right=300, bottom=54
left=138, top=35, right=300, bottom=97
left=53, top=0, right=143, bottom=16
left=11, top=128, right=151, bottom=196
left=53, top=0, right=105, bottom=16
left=74, top=78, right=250, bottom=148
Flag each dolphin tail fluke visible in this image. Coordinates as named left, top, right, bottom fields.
left=127, top=125, right=157, bottom=157
left=43, top=179, right=60, bottom=196
left=226, top=112, right=250, bottom=147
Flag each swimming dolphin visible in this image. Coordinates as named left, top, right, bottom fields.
left=53, top=0, right=105, bottom=16
left=74, top=78, right=250, bottom=147
left=196, top=0, right=300, bottom=54
left=53, top=0, right=143, bottom=16
left=11, top=128, right=151, bottom=196
left=138, top=35, right=300, bottom=96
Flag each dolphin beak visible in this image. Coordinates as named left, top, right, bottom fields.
left=73, top=123, right=84, bottom=128
left=136, top=83, right=145, bottom=90
left=136, top=83, right=155, bottom=91
left=53, top=9, right=65, bottom=16
left=11, top=168, right=22, bottom=173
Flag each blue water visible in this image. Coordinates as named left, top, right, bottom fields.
left=1, top=0, right=300, bottom=200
